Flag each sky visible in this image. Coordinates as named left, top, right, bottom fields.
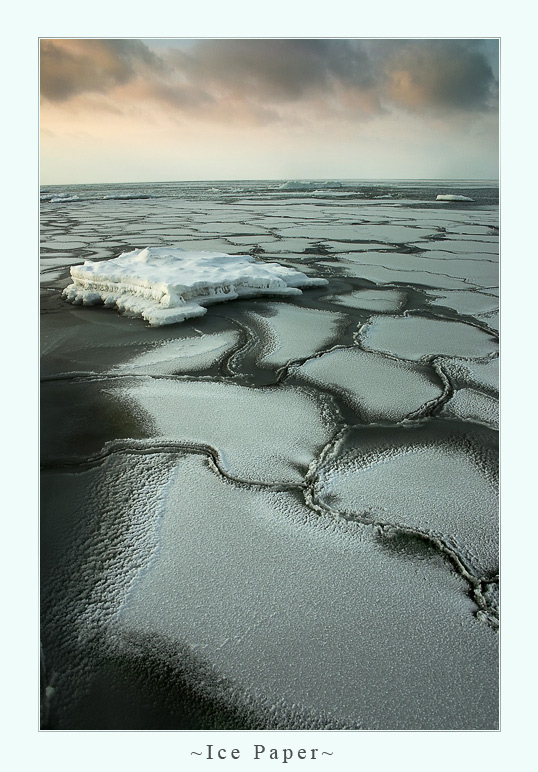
left=39, top=38, right=499, bottom=184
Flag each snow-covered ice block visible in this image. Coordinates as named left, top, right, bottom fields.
left=63, top=246, right=328, bottom=326
left=436, top=194, right=474, bottom=202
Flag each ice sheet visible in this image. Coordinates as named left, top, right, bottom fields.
left=116, top=378, right=336, bottom=485
left=292, top=347, right=443, bottom=422
left=245, top=303, right=345, bottom=367
left=109, top=453, right=498, bottom=730
left=358, top=315, right=498, bottom=361
left=63, top=246, right=328, bottom=326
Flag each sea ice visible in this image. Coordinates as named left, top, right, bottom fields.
left=244, top=303, right=345, bottom=368
left=63, top=246, right=328, bottom=326
left=314, top=428, right=498, bottom=578
left=116, top=378, right=336, bottom=485
left=358, top=315, right=498, bottom=361
left=436, top=194, right=474, bottom=202
left=291, top=347, right=443, bottom=422
left=426, top=290, right=498, bottom=317
left=440, top=356, right=499, bottom=393
left=110, top=330, right=240, bottom=376
left=326, top=288, right=406, bottom=313
left=319, top=256, right=472, bottom=291
left=112, top=453, right=498, bottom=730
left=440, top=388, right=498, bottom=429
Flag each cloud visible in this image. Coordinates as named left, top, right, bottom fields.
left=40, top=38, right=498, bottom=125
left=371, top=40, right=498, bottom=112
left=40, top=39, right=160, bottom=101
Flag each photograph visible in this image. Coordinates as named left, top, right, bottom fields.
left=39, top=37, right=499, bottom=732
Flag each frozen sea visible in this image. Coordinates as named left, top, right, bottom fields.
left=40, top=179, right=499, bottom=730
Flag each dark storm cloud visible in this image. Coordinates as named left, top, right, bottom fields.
left=177, top=39, right=375, bottom=100
left=368, top=39, right=498, bottom=111
left=40, top=38, right=498, bottom=117
left=40, top=39, right=161, bottom=101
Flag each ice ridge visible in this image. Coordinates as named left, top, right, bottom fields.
left=63, top=246, right=328, bottom=326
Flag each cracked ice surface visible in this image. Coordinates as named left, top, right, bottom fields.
left=314, top=430, right=498, bottom=579
left=113, top=453, right=498, bottom=730
left=41, top=179, right=499, bottom=730
left=358, top=315, right=498, bottom=361
left=115, top=378, right=337, bottom=485
left=244, top=303, right=346, bottom=367
left=291, top=347, right=444, bottom=422
left=440, top=388, right=498, bottom=429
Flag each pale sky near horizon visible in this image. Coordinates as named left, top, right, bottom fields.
left=39, top=38, right=499, bottom=185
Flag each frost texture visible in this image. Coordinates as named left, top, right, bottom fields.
left=358, top=314, right=498, bottom=361
left=245, top=303, right=344, bottom=367
left=111, top=331, right=240, bottom=375
left=114, top=454, right=498, bottom=730
left=117, top=379, right=336, bottom=485
left=292, top=347, right=443, bottom=422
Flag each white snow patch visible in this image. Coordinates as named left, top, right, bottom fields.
left=436, top=194, right=474, bottom=202
left=63, top=246, right=328, bottom=326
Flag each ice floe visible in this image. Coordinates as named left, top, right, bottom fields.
left=436, top=194, right=474, bottom=202
left=440, top=356, right=499, bottom=394
left=327, top=288, right=406, bottom=313
left=63, top=247, right=328, bottom=326
left=291, top=347, right=443, bottom=422
left=110, top=330, right=241, bottom=376
left=245, top=303, right=345, bottom=368
left=440, top=388, right=498, bottom=429
left=111, top=453, right=498, bottom=730
left=116, top=379, right=336, bottom=485
left=313, top=425, right=498, bottom=579
left=358, top=315, right=498, bottom=361
left=426, top=290, right=498, bottom=317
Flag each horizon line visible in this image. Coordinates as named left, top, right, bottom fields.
left=39, top=176, right=500, bottom=187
